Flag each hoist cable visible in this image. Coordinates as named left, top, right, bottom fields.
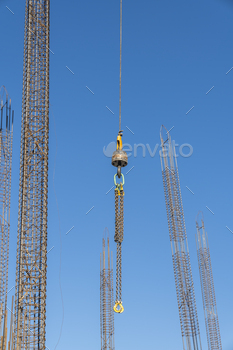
left=119, top=0, right=122, bottom=132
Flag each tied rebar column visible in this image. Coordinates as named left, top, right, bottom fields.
left=160, top=126, right=202, bottom=350
left=196, top=213, right=222, bottom=350
left=14, top=1, right=50, bottom=349
left=100, top=232, right=115, bottom=350
left=0, top=87, right=14, bottom=350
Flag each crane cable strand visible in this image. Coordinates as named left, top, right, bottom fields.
left=119, top=0, right=122, bottom=132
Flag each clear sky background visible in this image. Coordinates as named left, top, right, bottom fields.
left=1, top=0, right=233, bottom=349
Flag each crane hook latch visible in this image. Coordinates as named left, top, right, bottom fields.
left=117, top=134, right=123, bottom=150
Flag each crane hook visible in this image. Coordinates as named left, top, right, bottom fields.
left=117, top=165, right=121, bottom=178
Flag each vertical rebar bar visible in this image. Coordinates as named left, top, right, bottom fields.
left=160, top=125, right=202, bottom=350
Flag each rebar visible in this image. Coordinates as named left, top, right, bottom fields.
left=160, top=125, right=202, bottom=350
left=0, top=87, right=14, bottom=350
left=100, top=231, right=115, bottom=350
left=195, top=213, right=222, bottom=350
left=13, top=1, right=50, bottom=349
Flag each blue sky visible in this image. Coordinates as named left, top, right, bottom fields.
left=1, top=0, right=233, bottom=349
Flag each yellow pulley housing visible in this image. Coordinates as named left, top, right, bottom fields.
left=111, top=133, right=128, bottom=178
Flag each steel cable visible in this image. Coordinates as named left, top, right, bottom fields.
left=119, top=0, right=122, bottom=132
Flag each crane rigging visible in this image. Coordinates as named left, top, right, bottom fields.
left=111, top=0, right=128, bottom=314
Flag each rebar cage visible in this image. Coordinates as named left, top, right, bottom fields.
left=14, top=1, right=50, bottom=349
left=0, top=87, right=14, bottom=350
left=160, top=126, right=202, bottom=350
left=196, top=215, right=222, bottom=350
left=100, top=235, right=115, bottom=350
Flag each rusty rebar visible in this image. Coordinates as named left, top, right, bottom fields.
left=100, top=231, right=115, bottom=350
left=14, top=1, right=50, bottom=349
left=196, top=213, right=222, bottom=350
left=160, top=125, right=202, bottom=350
left=0, top=87, right=14, bottom=350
